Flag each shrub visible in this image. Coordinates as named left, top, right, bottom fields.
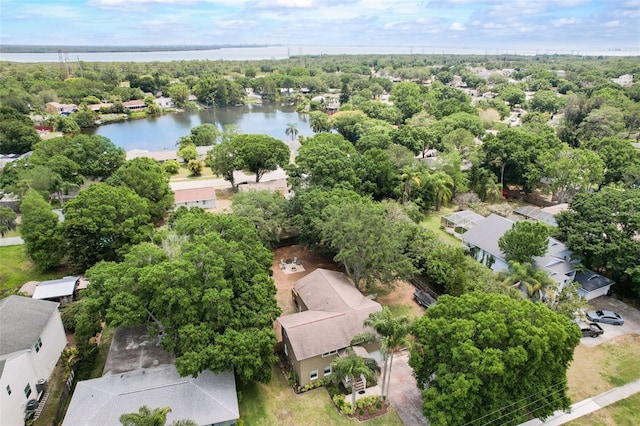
left=162, top=159, right=180, bottom=175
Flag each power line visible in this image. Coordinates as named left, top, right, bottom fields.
left=461, top=357, right=640, bottom=426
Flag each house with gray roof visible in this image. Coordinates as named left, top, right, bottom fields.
left=277, top=269, right=382, bottom=387
left=462, top=214, right=614, bottom=300
left=0, top=296, right=67, bottom=425
left=62, top=325, right=238, bottom=426
left=32, top=276, right=79, bottom=307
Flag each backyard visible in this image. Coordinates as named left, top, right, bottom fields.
left=0, top=245, right=59, bottom=293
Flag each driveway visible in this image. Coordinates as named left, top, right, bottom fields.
left=386, top=350, right=429, bottom=426
left=579, top=296, right=640, bottom=348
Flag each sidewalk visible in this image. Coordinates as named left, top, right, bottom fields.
left=0, top=236, right=24, bottom=246
left=520, top=378, right=640, bottom=425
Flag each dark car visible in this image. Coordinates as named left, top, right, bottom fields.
left=575, top=321, right=604, bottom=338
left=413, top=289, right=437, bottom=309
left=586, top=310, right=624, bottom=325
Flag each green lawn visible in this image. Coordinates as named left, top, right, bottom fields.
left=420, top=208, right=461, bottom=247
left=0, top=245, right=59, bottom=292
left=238, top=364, right=403, bottom=425
left=566, top=393, right=640, bottom=426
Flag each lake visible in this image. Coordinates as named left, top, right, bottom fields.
left=86, top=103, right=313, bottom=152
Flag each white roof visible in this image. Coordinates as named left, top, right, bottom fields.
left=32, top=276, right=78, bottom=300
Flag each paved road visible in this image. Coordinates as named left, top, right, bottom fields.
left=0, top=236, right=23, bottom=246
left=520, top=378, right=640, bottom=425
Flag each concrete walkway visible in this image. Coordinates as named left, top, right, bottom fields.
left=0, top=236, right=24, bottom=246
left=520, top=378, right=640, bottom=425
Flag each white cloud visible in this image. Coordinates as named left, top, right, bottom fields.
left=449, top=22, right=466, bottom=31
left=603, top=20, right=621, bottom=27
left=552, top=17, right=577, bottom=26
left=253, top=0, right=315, bottom=8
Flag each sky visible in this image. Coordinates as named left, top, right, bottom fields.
left=1, top=0, right=639, bottom=52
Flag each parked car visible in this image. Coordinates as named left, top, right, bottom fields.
left=574, top=320, right=604, bottom=338
left=586, top=310, right=624, bottom=325
left=413, top=289, right=437, bottom=309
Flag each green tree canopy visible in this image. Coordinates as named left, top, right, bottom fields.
left=231, top=190, right=288, bottom=248
left=286, top=133, right=358, bottom=190
left=234, top=134, right=290, bottom=182
left=108, top=157, right=174, bottom=222
left=63, top=183, right=153, bottom=271
left=321, top=198, right=416, bottom=290
left=30, top=134, right=125, bottom=179
left=498, top=220, right=550, bottom=265
left=556, top=187, right=640, bottom=296
left=410, top=292, right=580, bottom=426
left=390, top=81, right=424, bottom=120
left=0, top=107, right=40, bottom=155
left=540, top=145, right=604, bottom=203
left=86, top=210, right=280, bottom=384
left=20, top=189, right=64, bottom=270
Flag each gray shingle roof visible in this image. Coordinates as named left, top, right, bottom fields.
left=574, top=271, right=615, bottom=292
left=462, top=214, right=513, bottom=260
left=277, top=269, right=381, bottom=361
left=62, top=365, right=239, bottom=426
left=0, top=295, right=59, bottom=358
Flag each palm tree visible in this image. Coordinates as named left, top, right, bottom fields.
left=330, top=348, right=378, bottom=408
left=500, top=261, right=556, bottom=302
left=285, top=123, right=299, bottom=142
left=398, top=167, right=423, bottom=204
left=119, top=406, right=171, bottom=426
left=485, top=181, right=503, bottom=204
left=429, top=172, right=454, bottom=211
left=362, top=307, right=411, bottom=400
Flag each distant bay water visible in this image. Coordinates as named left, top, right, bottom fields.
left=3, top=45, right=638, bottom=62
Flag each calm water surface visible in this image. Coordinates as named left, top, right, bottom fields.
left=86, top=103, right=312, bottom=151
left=4, top=46, right=636, bottom=62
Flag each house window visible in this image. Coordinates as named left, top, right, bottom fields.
left=310, top=369, right=318, bottom=381
left=6, top=385, right=11, bottom=395
left=284, top=343, right=288, bottom=357
left=324, top=366, right=332, bottom=377
left=34, top=337, right=42, bottom=353
left=24, top=384, right=32, bottom=399
left=321, top=350, right=337, bottom=358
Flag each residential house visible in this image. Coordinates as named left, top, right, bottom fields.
left=277, top=269, right=382, bottom=387
left=45, top=102, right=78, bottom=115
left=0, top=296, right=67, bottom=425
left=173, top=187, right=217, bottom=210
left=126, top=149, right=179, bottom=162
left=32, top=276, right=79, bottom=307
left=461, top=214, right=614, bottom=300
left=154, top=97, right=175, bottom=108
left=87, top=102, right=114, bottom=112
left=62, top=325, right=239, bottom=426
left=122, top=100, right=146, bottom=112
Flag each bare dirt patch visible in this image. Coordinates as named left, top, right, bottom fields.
left=374, top=279, right=425, bottom=319
left=271, top=245, right=342, bottom=317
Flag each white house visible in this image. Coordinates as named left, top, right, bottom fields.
left=0, top=296, right=67, bottom=425
left=461, top=214, right=614, bottom=300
